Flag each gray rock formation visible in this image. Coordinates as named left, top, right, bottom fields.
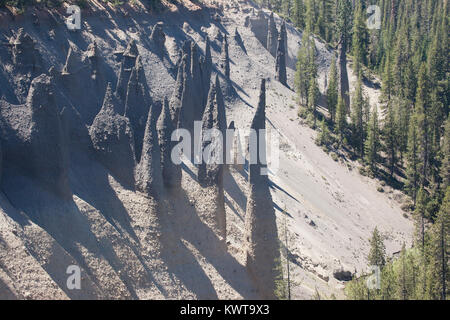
left=248, top=10, right=268, bottom=48
left=62, top=44, right=87, bottom=75
left=201, top=36, right=213, bottom=107
left=124, top=55, right=151, bottom=161
left=9, top=28, right=42, bottom=70
left=6, top=29, right=43, bottom=103
left=157, top=97, right=181, bottom=190
left=244, top=79, right=281, bottom=299
left=267, top=13, right=278, bottom=57
left=228, top=121, right=244, bottom=171
left=59, top=42, right=106, bottom=125
left=28, top=75, right=72, bottom=199
left=280, top=21, right=288, bottom=55
left=177, top=54, right=196, bottom=140
left=190, top=42, right=205, bottom=121
left=90, top=83, right=136, bottom=188
left=169, top=56, right=186, bottom=128
left=150, top=22, right=166, bottom=50
left=219, top=35, right=230, bottom=79
left=0, top=74, right=71, bottom=199
left=275, top=26, right=287, bottom=86
left=135, top=101, right=163, bottom=198
left=198, top=76, right=227, bottom=185
left=197, top=78, right=227, bottom=242
left=233, top=28, right=247, bottom=54
left=116, top=39, right=139, bottom=103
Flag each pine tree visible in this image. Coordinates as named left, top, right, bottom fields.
left=414, top=188, right=427, bottom=251
left=364, top=106, right=379, bottom=173
left=316, top=118, right=330, bottom=146
left=326, top=56, right=338, bottom=123
left=335, top=95, right=346, bottom=143
left=384, top=101, right=397, bottom=178
left=308, top=76, right=318, bottom=127
left=415, top=63, right=430, bottom=186
left=406, top=114, right=421, bottom=204
left=351, top=72, right=366, bottom=158
left=368, top=227, right=386, bottom=267
left=442, top=118, right=450, bottom=189
left=428, top=187, right=449, bottom=300
left=292, top=0, right=305, bottom=29
left=352, top=1, right=368, bottom=71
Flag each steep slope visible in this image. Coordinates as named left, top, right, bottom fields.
left=0, top=0, right=413, bottom=299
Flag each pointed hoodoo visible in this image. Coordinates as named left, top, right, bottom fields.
left=150, top=22, right=166, bottom=50
left=247, top=10, right=268, bottom=48
left=62, top=43, right=87, bottom=75
left=156, top=98, right=181, bottom=190
left=233, top=27, right=247, bottom=54
left=220, top=35, right=230, bottom=79
left=135, top=101, right=163, bottom=198
left=197, top=77, right=227, bottom=242
left=157, top=97, right=181, bottom=190
left=10, top=28, right=42, bottom=69
left=27, top=74, right=72, bottom=200
left=123, top=39, right=139, bottom=60
left=275, top=25, right=287, bottom=86
left=190, top=42, right=205, bottom=121
left=267, top=12, right=278, bottom=57
left=228, top=121, right=244, bottom=171
left=125, top=55, right=151, bottom=161
left=178, top=54, right=196, bottom=139
left=169, top=55, right=186, bottom=128
left=86, top=40, right=100, bottom=60
left=244, top=79, right=281, bottom=299
left=201, top=36, right=213, bottom=107
left=90, top=83, right=136, bottom=188
left=198, top=75, right=227, bottom=185
left=116, top=39, right=139, bottom=102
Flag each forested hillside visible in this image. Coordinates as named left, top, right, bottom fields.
left=256, top=0, right=449, bottom=300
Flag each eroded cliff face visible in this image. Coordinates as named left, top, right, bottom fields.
left=0, top=0, right=412, bottom=300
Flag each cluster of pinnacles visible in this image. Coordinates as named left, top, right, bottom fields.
left=0, top=20, right=283, bottom=299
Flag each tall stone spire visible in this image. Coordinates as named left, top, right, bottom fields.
left=197, top=77, right=227, bottom=242
left=201, top=36, right=213, bottom=108
left=124, top=55, right=151, bottom=162
left=10, top=28, right=42, bottom=69
left=247, top=10, right=268, bottom=48
left=219, top=35, right=230, bottom=79
left=191, top=42, right=205, bottom=121
left=275, top=28, right=287, bottom=86
left=267, top=12, right=278, bottom=57
left=135, top=101, right=163, bottom=198
left=26, top=74, right=72, bottom=200
left=169, top=55, right=186, bottom=128
left=150, top=22, right=166, bottom=50
left=198, top=75, right=227, bottom=185
left=178, top=54, right=195, bottom=137
left=234, top=27, right=247, bottom=54
left=157, top=97, right=181, bottom=190
left=90, top=83, right=136, bottom=188
left=116, top=39, right=139, bottom=103
left=244, top=79, right=281, bottom=299
left=62, top=43, right=87, bottom=75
